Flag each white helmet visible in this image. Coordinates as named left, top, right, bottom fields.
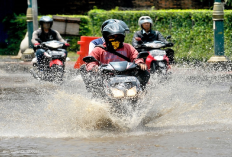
left=138, top=16, right=153, bottom=28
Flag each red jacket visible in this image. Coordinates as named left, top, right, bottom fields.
left=86, top=43, right=144, bottom=71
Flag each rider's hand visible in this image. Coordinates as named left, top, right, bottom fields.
left=65, top=43, right=70, bottom=47
left=34, top=43, right=40, bottom=48
left=135, top=37, right=142, bottom=41
left=92, top=65, right=99, bottom=72
left=138, top=63, right=147, bottom=71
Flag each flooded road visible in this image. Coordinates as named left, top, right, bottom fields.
left=0, top=59, right=232, bottom=156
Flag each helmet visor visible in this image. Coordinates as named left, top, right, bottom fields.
left=108, top=34, right=123, bottom=41
left=140, top=17, right=152, bottom=24
left=108, top=35, right=123, bottom=50
left=42, top=22, right=51, bottom=29
left=139, top=16, right=153, bottom=28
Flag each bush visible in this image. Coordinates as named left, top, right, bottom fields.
left=88, top=9, right=232, bottom=62
left=2, top=10, right=232, bottom=63
left=0, top=14, right=91, bottom=55
left=1, top=14, right=27, bottom=55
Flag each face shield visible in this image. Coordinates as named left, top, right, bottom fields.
left=42, top=22, right=51, bottom=29
left=108, top=35, right=124, bottom=50
left=138, top=16, right=153, bottom=29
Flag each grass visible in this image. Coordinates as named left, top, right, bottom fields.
left=68, top=52, right=79, bottom=61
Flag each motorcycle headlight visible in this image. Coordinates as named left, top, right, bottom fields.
left=111, top=88, right=124, bottom=98
left=126, top=86, right=137, bottom=97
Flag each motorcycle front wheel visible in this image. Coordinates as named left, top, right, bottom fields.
left=151, top=61, right=167, bottom=75
left=50, top=64, right=64, bottom=82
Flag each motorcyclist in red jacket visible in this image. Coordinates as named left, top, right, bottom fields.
left=81, top=22, right=150, bottom=91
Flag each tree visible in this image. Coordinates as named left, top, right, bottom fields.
left=200, top=0, right=232, bottom=6
left=225, top=0, right=232, bottom=6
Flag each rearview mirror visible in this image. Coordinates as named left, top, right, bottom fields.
left=166, top=35, right=171, bottom=39
left=137, top=51, right=149, bottom=59
left=83, top=56, right=98, bottom=63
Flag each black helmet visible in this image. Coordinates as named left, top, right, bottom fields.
left=102, top=23, right=125, bottom=50
left=102, top=23, right=125, bottom=38
left=39, top=16, right=53, bottom=28
left=101, top=19, right=130, bottom=33
left=114, top=19, right=130, bottom=33
left=101, top=19, right=116, bottom=32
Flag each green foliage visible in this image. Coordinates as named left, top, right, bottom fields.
left=88, top=9, right=232, bottom=62
left=3, top=10, right=232, bottom=62
left=0, top=14, right=27, bottom=55
left=1, top=14, right=91, bottom=55
left=112, top=6, right=119, bottom=11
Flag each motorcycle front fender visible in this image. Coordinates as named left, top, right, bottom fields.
left=158, top=61, right=166, bottom=68
left=49, top=59, right=63, bottom=67
left=145, top=54, right=154, bottom=70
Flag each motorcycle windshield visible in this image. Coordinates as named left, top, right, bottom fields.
left=150, top=50, right=166, bottom=56
left=144, top=41, right=165, bottom=49
left=109, top=61, right=128, bottom=72
left=45, top=41, right=63, bottom=49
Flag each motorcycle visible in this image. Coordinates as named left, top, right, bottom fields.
left=135, top=36, right=173, bottom=76
left=30, top=39, right=70, bottom=82
left=81, top=52, right=149, bottom=105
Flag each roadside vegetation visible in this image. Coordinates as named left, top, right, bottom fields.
left=1, top=9, right=232, bottom=63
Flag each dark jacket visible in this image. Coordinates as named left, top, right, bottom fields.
left=132, top=30, right=168, bottom=48
left=31, top=28, right=65, bottom=44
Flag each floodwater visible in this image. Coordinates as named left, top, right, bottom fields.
left=0, top=59, right=232, bottom=156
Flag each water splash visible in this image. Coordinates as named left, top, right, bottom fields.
left=1, top=64, right=232, bottom=138
left=43, top=90, right=153, bottom=133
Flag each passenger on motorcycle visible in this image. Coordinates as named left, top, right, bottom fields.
left=31, top=16, right=68, bottom=67
left=132, top=16, right=175, bottom=64
left=88, top=19, right=130, bottom=54
left=81, top=22, right=150, bottom=90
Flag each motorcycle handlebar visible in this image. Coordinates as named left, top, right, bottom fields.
left=165, top=42, right=174, bottom=47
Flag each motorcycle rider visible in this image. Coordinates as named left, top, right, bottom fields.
left=132, top=16, right=175, bottom=64
left=31, top=16, right=68, bottom=68
left=88, top=19, right=130, bottom=54
left=81, top=22, right=150, bottom=91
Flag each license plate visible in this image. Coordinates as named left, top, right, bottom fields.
left=52, top=55, right=61, bottom=58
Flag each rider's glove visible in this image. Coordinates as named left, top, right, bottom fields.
left=34, top=43, right=41, bottom=48
left=65, top=43, right=70, bottom=47
left=166, top=43, right=174, bottom=47
left=135, top=37, right=142, bottom=41
left=91, top=65, right=99, bottom=73
left=138, top=63, right=147, bottom=71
